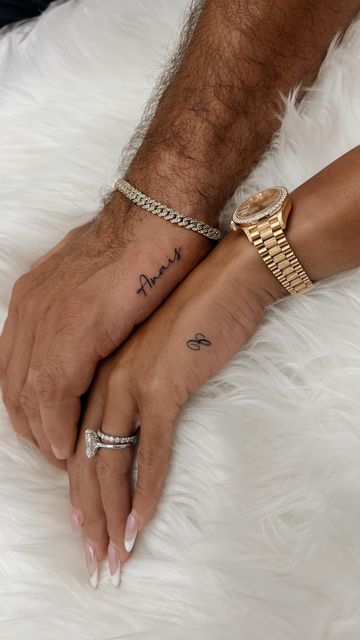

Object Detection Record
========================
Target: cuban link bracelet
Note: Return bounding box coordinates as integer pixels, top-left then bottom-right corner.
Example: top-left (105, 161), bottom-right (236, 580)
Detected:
top-left (115, 178), bottom-right (222, 241)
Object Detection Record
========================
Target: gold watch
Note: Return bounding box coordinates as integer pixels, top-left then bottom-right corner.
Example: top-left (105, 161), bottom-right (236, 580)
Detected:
top-left (230, 186), bottom-right (312, 295)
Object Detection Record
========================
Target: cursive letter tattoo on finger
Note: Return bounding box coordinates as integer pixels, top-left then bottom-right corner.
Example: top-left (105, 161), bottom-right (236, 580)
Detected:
top-left (186, 333), bottom-right (212, 351)
top-left (136, 247), bottom-right (182, 297)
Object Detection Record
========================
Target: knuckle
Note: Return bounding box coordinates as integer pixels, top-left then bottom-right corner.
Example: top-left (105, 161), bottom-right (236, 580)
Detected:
top-left (36, 364), bottom-right (63, 404)
top-left (27, 365), bottom-right (40, 388)
top-left (134, 482), bottom-right (149, 499)
top-left (1, 381), bottom-right (21, 413)
top-left (49, 300), bottom-right (90, 348)
top-left (59, 298), bottom-right (92, 335)
top-left (83, 512), bottom-right (106, 540)
top-left (137, 445), bottom-right (158, 471)
top-left (134, 480), bottom-right (163, 517)
top-left (17, 295), bottom-right (36, 320)
top-left (19, 387), bottom-right (39, 418)
top-left (62, 299), bottom-right (87, 322)
top-left (95, 455), bottom-right (112, 478)
top-left (139, 380), bottom-right (185, 417)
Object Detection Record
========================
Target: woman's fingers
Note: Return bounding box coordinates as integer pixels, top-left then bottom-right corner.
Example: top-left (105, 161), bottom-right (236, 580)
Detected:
top-left (125, 399), bottom-right (177, 552)
top-left (68, 353), bottom-right (180, 588)
top-left (68, 449), bottom-right (106, 590)
top-left (95, 376), bottom-right (138, 585)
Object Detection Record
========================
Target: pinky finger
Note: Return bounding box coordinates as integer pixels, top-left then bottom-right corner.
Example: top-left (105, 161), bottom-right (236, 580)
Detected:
top-left (125, 404), bottom-right (177, 553)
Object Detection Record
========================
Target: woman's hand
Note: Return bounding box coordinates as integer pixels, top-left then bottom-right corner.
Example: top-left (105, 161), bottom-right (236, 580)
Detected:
top-left (68, 145), bottom-right (360, 587)
top-left (67, 230), bottom-right (283, 587)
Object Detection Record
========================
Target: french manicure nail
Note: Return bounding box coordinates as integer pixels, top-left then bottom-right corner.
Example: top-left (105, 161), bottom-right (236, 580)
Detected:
top-left (108, 541), bottom-right (121, 587)
top-left (70, 508), bottom-right (83, 529)
top-left (51, 445), bottom-right (67, 460)
top-left (85, 539), bottom-right (99, 589)
top-left (124, 512), bottom-right (138, 552)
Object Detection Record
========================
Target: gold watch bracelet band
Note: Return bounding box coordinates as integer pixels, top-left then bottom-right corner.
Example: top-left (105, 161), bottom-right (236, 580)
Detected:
top-left (248, 213), bottom-right (312, 295)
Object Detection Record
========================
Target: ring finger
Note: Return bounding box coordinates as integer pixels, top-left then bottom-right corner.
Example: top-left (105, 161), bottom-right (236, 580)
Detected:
top-left (94, 375), bottom-right (139, 584)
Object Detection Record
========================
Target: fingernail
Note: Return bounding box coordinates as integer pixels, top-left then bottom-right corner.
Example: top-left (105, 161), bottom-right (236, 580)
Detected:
top-left (108, 541), bottom-right (121, 587)
top-left (85, 539), bottom-right (99, 589)
top-left (70, 508), bottom-right (83, 529)
top-left (51, 445), bottom-right (67, 460)
top-left (124, 512), bottom-right (138, 552)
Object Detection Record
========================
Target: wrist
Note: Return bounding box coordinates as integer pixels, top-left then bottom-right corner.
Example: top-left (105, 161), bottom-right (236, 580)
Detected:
top-left (125, 143), bottom-right (226, 228)
top-left (223, 230), bottom-right (286, 306)
top-left (99, 187), bottom-right (211, 252)
top-left (97, 190), bottom-right (214, 323)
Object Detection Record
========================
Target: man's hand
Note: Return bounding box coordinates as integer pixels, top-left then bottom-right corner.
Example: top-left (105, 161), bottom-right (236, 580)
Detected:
top-left (0, 195), bottom-right (211, 461)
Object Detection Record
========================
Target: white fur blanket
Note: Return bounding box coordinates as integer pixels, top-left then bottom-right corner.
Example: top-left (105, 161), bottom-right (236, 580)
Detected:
top-left (1, 2), bottom-right (360, 639)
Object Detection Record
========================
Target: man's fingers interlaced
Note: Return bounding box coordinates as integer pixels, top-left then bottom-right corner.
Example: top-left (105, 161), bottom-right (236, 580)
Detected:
top-left (68, 355), bottom-right (179, 590)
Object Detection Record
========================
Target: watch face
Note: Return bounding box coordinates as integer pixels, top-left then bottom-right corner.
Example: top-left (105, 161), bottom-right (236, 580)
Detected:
top-left (232, 186), bottom-right (288, 226)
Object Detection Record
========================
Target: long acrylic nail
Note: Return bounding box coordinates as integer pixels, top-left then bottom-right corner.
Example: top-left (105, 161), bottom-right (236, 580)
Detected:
top-left (85, 539), bottom-right (99, 589)
top-left (70, 508), bottom-right (83, 529)
top-left (108, 541), bottom-right (121, 587)
top-left (124, 512), bottom-right (138, 552)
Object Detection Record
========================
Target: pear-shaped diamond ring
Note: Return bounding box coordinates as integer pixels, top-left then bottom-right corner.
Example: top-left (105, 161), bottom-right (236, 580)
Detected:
top-left (85, 428), bottom-right (138, 459)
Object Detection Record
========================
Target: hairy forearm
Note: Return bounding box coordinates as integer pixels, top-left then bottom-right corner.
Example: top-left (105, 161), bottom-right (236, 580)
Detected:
top-left (119, 0), bottom-right (360, 227)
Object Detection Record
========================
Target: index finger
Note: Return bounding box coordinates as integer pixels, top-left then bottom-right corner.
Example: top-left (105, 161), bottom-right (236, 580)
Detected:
top-left (35, 316), bottom-right (103, 458)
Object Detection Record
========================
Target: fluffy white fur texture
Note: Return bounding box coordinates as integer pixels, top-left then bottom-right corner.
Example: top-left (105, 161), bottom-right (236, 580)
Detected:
top-left (1, 2), bottom-right (360, 639)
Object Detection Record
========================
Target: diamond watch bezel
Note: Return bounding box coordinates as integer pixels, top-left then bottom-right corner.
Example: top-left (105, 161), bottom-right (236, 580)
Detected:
top-left (232, 186), bottom-right (288, 226)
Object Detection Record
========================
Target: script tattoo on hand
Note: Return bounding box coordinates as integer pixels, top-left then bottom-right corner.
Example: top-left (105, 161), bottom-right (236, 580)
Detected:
top-left (136, 247), bottom-right (182, 297)
top-left (186, 333), bottom-right (212, 351)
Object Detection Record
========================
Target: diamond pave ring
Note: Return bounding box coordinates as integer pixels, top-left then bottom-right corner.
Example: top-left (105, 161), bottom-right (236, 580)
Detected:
top-left (85, 428), bottom-right (138, 459)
